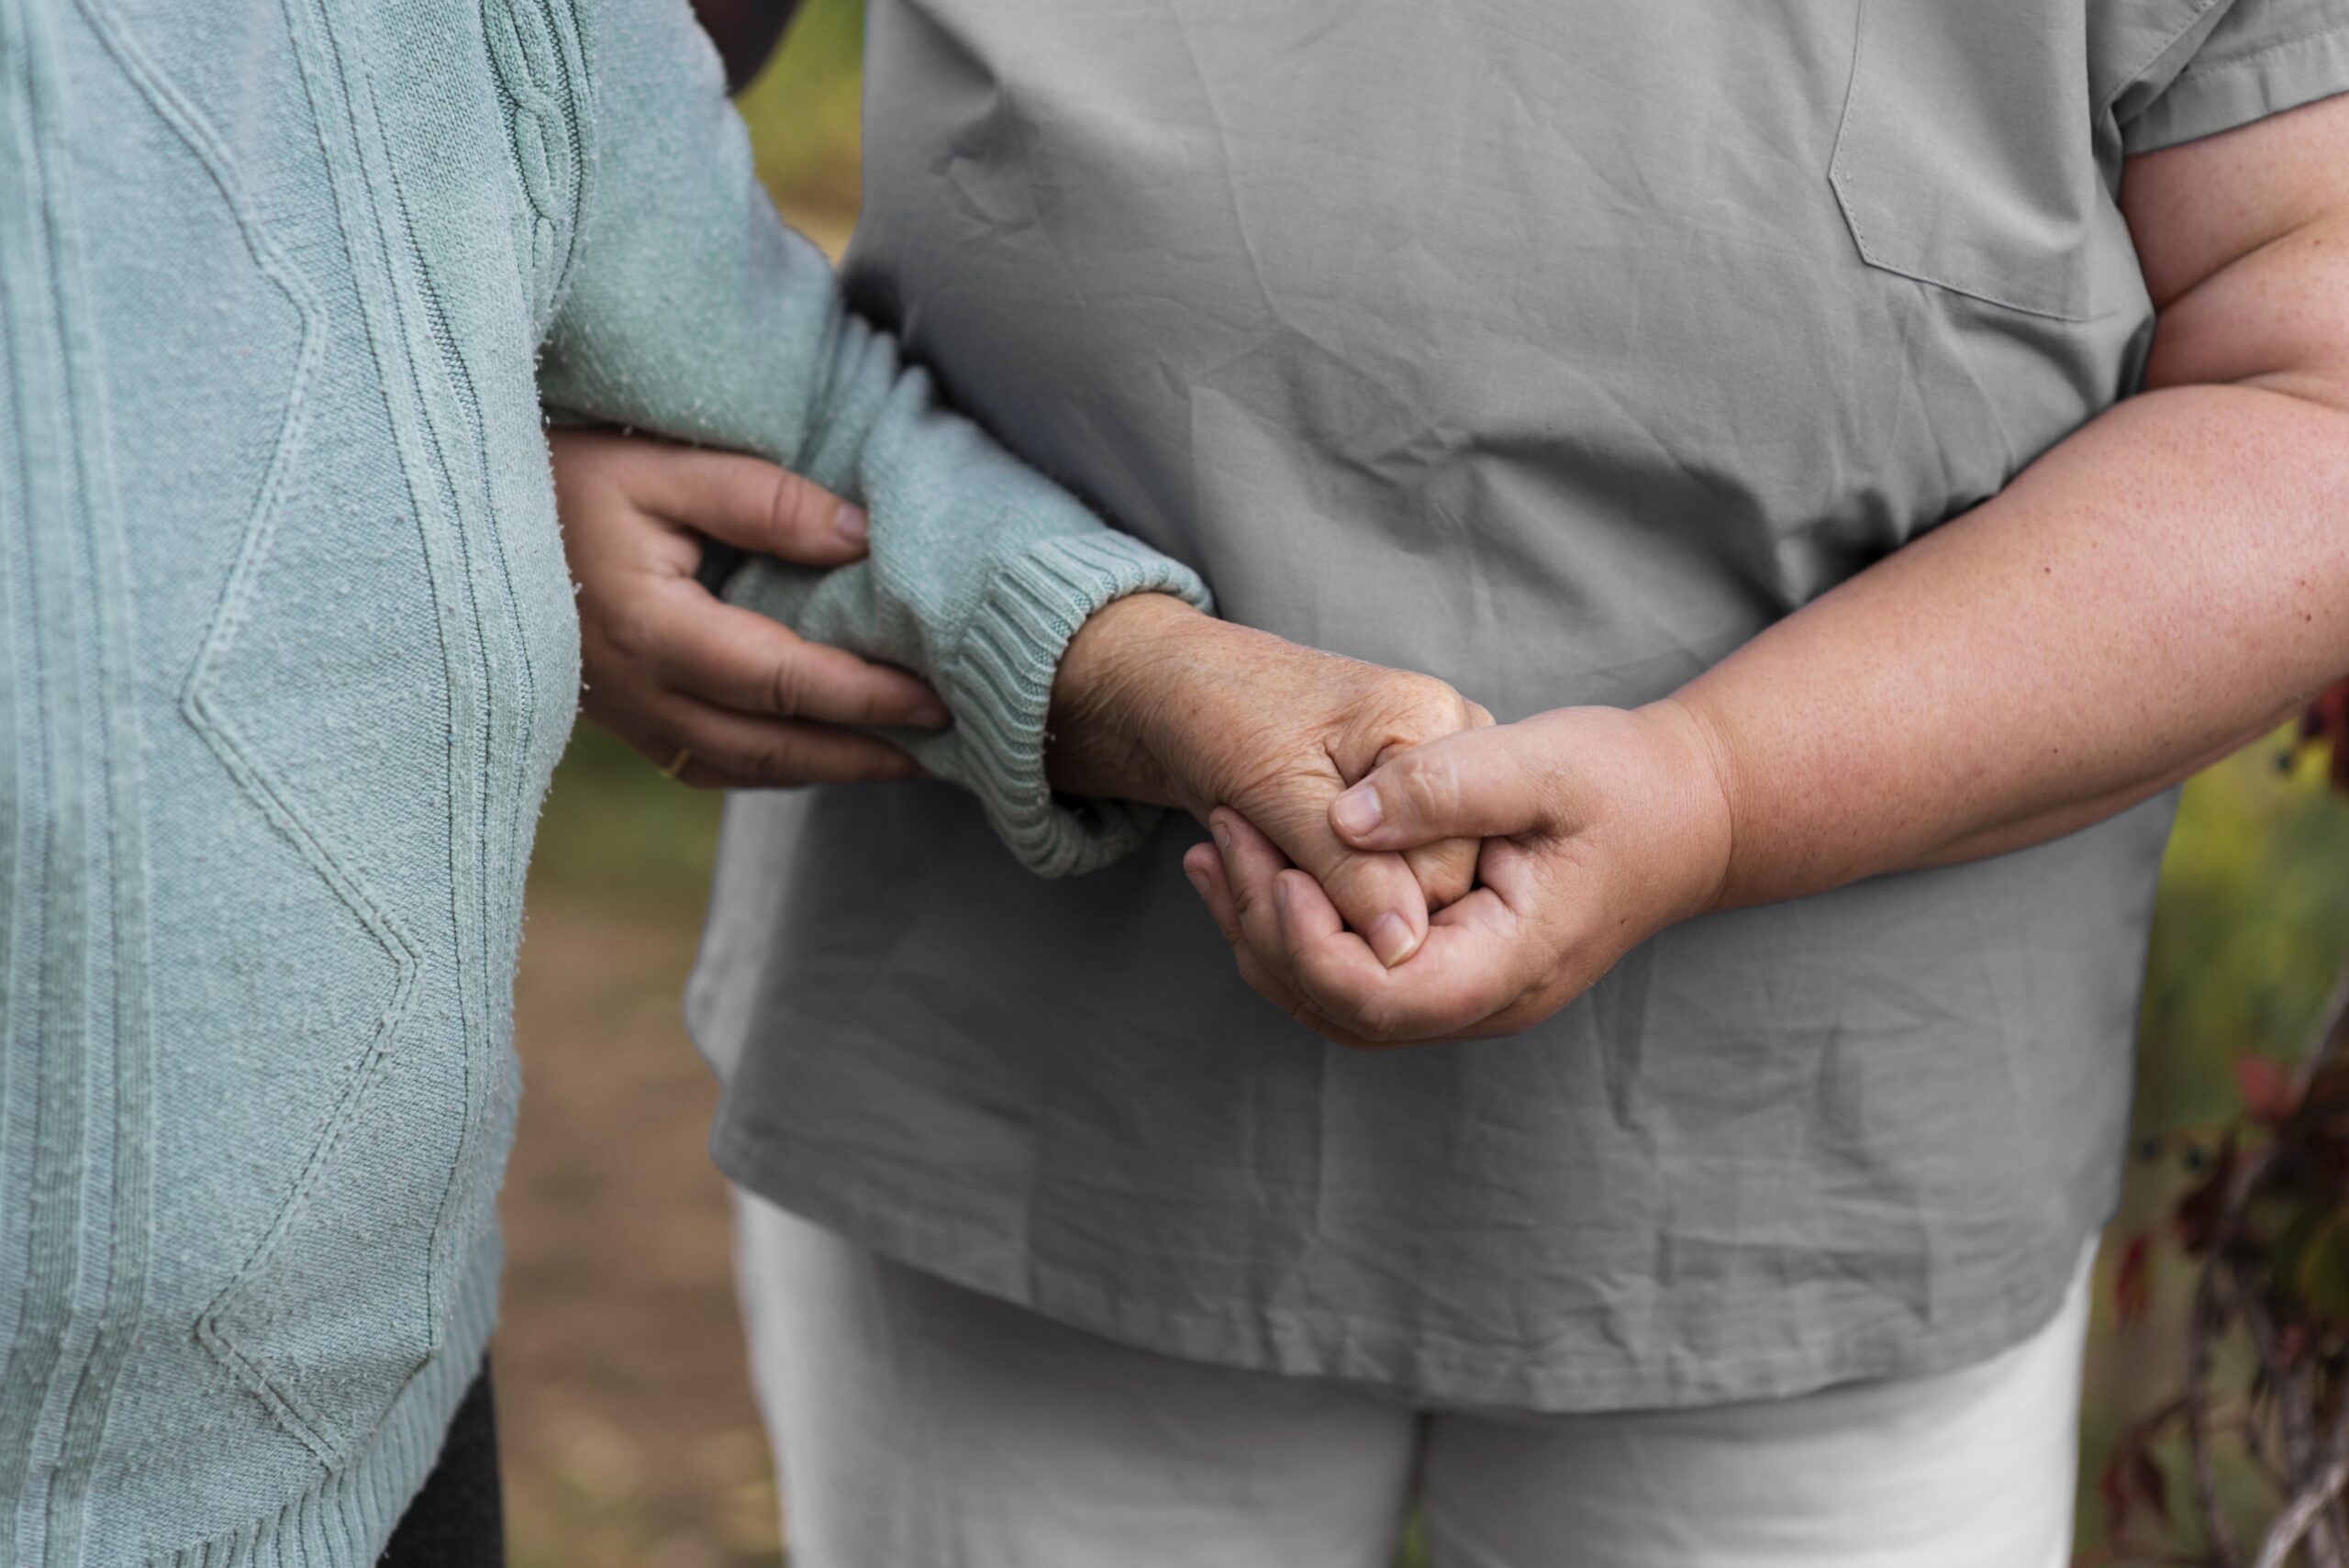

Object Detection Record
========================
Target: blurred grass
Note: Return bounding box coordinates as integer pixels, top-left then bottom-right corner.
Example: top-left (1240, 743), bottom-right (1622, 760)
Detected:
top-left (527, 726), bottom-right (722, 907)
top-left (506, 1), bottom-right (2349, 1556)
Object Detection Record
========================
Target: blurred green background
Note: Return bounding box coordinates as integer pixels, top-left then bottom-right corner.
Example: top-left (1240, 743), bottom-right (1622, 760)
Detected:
top-left (495, 4), bottom-right (2349, 1562)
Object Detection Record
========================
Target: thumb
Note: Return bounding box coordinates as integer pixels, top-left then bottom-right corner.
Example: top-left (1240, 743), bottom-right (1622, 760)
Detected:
top-left (1329, 724), bottom-right (1557, 851)
top-left (640, 446), bottom-right (871, 567)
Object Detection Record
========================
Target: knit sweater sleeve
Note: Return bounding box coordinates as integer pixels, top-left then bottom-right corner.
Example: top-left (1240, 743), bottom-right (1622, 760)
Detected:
top-left (535, 0), bottom-right (1210, 878)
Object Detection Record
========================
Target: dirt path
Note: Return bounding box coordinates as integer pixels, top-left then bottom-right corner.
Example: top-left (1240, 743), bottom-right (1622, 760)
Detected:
top-left (497, 884), bottom-right (782, 1568)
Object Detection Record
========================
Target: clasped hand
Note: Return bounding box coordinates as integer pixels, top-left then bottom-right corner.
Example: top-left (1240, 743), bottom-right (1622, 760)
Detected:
top-left (553, 429), bottom-right (1741, 1050)
top-left (1187, 702), bottom-right (1740, 1048)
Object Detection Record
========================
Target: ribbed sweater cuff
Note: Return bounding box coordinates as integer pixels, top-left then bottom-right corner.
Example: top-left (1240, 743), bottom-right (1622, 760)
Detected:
top-left (943, 531), bottom-right (1212, 879)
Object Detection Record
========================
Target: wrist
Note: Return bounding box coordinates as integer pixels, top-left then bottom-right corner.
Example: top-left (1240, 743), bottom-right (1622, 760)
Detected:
top-left (1636, 695), bottom-right (1742, 922)
top-left (1045, 593), bottom-right (1212, 806)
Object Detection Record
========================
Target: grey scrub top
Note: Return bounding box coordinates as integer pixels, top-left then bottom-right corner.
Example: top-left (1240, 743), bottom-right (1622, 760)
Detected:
top-left (689, 0), bottom-right (2349, 1409)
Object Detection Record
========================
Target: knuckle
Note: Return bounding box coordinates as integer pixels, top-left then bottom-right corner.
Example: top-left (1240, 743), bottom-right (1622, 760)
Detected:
top-left (1353, 998), bottom-right (1403, 1044)
top-left (744, 748), bottom-right (810, 790)
top-left (773, 470), bottom-right (830, 549)
top-left (1414, 844), bottom-right (1477, 907)
top-left (765, 470), bottom-right (801, 546)
top-left (849, 678), bottom-right (895, 728)
top-left (600, 603), bottom-right (655, 662)
top-left (1391, 673), bottom-right (1467, 729)
top-left (1334, 1013), bottom-right (1401, 1051)
top-left (1235, 950), bottom-right (1288, 1004)
top-left (1317, 848), bottom-right (1374, 898)
top-left (764, 655), bottom-right (811, 717)
top-left (728, 730), bottom-right (807, 788)
top-left (1331, 853), bottom-right (1410, 919)
top-left (1198, 895), bottom-right (1241, 945)
top-left (1395, 751), bottom-right (1457, 823)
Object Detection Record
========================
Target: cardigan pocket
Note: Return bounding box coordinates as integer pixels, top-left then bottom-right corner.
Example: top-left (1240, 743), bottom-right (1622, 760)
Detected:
top-left (1828, 0), bottom-right (2137, 322)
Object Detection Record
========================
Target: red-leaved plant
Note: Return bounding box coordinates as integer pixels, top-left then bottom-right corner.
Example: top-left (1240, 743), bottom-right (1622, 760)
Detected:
top-left (2088, 683), bottom-right (2349, 1568)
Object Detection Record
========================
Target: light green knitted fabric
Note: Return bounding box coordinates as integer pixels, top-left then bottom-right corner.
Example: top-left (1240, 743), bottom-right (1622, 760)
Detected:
top-left (539, 0), bottom-right (1211, 875)
top-left (0, 0), bottom-right (1199, 1558)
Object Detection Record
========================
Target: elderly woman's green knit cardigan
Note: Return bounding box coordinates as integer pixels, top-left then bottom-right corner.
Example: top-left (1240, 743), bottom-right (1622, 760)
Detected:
top-left (0, 0), bottom-right (1201, 1558)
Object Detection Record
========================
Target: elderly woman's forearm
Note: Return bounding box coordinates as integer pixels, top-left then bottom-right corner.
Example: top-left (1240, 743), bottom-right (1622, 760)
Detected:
top-left (1677, 376), bottom-right (2349, 911)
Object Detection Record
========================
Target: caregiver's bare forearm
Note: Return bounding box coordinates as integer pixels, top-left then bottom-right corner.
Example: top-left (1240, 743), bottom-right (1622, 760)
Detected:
top-left (1678, 377), bottom-right (2349, 911)
top-left (1678, 94), bottom-right (2349, 910)
top-left (1922, 728), bottom-right (2267, 870)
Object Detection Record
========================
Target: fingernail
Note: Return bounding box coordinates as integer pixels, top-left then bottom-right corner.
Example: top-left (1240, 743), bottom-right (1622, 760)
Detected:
top-left (908, 701), bottom-right (951, 728)
top-left (1212, 818), bottom-right (1233, 854)
top-left (1331, 785), bottom-right (1383, 839)
top-left (1368, 912), bottom-right (1419, 968)
top-left (1185, 866), bottom-right (1211, 902)
top-left (834, 504), bottom-right (869, 544)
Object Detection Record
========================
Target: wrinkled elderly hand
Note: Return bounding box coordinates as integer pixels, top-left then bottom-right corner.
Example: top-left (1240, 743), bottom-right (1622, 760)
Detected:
top-left (1049, 595), bottom-right (1488, 972)
top-left (552, 428), bottom-right (951, 787)
top-left (1186, 702), bottom-right (1735, 1048)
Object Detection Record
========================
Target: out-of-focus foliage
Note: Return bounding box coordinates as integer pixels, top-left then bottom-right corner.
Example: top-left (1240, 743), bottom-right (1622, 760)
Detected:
top-left (529, 727), bottom-right (719, 906)
top-left (2136, 741), bottom-right (2349, 1143)
top-left (736, 0), bottom-right (865, 241)
top-left (2082, 728), bottom-right (2349, 1565)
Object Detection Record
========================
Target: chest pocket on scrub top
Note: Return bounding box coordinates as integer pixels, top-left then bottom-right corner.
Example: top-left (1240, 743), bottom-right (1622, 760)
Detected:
top-left (1828, 0), bottom-right (2140, 322)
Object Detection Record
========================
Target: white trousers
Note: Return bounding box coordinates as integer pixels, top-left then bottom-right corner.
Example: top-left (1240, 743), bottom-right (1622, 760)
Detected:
top-left (733, 1193), bottom-right (2088, 1568)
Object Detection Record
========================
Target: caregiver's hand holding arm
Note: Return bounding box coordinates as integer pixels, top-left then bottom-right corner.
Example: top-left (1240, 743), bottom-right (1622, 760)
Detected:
top-left (556, 444), bottom-right (1486, 963)
top-left (539, 0), bottom-right (1479, 934)
top-left (1197, 91), bottom-right (2349, 1046)
top-left (555, 428), bottom-right (950, 788)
